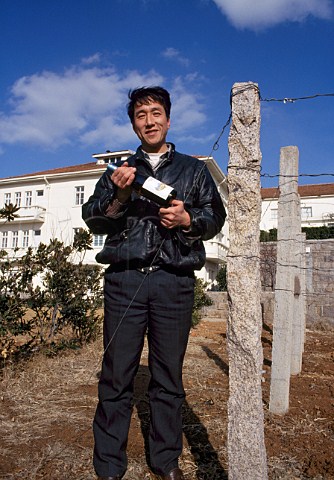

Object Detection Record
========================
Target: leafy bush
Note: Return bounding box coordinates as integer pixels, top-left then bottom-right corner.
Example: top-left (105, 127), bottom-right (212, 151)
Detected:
top-left (0, 231), bottom-right (103, 364)
top-left (216, 264), bottom-right (227, 291)
top-left (192, 278), bottom-right (213, 327)
top-left (0, 203), bottom-right (20, 222)
top-left (260, 226), bottom-right (334, 242)
top-left (260, 229), bottom-right (277, 242)
top-left (301, 226), bottom-right (334, 239)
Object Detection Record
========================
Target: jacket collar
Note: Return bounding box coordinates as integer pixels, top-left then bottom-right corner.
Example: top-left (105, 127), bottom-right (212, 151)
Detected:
top-left (128, 143), bottom-right (175, 169)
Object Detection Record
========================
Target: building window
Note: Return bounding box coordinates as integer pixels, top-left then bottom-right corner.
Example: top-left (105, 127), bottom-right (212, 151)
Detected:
top-left (270, 209), bottom-right (278, 220)
top-left (75, 186), bottom-right (85, 205)
top-left (22, 230), bottom-right (30, 248)
top-left (93, 234), bottom-right (105, 247)
top-left (106, 156), bottom-right (121, 164)
top-left (25, 191), bottom-right (32, 207)
top-left (36, 190), bottom-right (44, 196)
top-left (301, 207), bottom-right (312, 220)
top-left (4, 193), bottom-right (11, 205)
top-left (34, 230), bottom-right (41, 236)
top-left (1, 232), bottom-right (8, 248)
top-left (15, 192), bottom-right (21, 207)
top-left (12, 231), bottom-right (19, 248)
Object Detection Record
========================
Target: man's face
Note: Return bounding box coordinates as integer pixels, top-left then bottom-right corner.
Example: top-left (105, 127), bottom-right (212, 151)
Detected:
top-left (132, 99), bottom-right (170, 153)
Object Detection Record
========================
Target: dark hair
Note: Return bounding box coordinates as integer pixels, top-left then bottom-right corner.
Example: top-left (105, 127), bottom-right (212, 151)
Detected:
top-left (127, 86), bottom-right (171, 123)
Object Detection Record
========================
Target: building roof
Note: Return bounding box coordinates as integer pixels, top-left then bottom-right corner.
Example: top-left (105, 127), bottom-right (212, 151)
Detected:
top-left (261, 183), bottom-right (334, 199)
top-left (1, 162), bottom-right (104, 181)
top-left (0, 154), bottom-right (223, 182)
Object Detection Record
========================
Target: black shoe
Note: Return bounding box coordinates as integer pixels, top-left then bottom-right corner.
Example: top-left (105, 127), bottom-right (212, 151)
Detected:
top-left (156, 467), bottom-right (185, 480)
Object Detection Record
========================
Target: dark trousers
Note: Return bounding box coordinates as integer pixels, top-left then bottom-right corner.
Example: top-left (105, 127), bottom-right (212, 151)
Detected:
top-left (93, 268), bottom-right (195, 477)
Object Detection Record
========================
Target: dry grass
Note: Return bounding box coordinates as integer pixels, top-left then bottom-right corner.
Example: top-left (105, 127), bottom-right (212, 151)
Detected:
top-left (0, 321), bottom-right (333, 479)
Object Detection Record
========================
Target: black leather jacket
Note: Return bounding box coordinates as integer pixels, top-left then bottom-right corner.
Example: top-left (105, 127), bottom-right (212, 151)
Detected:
top-left (82, 144), bottom-right (226, 273)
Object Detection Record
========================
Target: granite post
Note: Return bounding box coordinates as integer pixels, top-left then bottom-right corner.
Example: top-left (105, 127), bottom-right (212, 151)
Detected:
top-left (227, 82), bottom-right (268, 479)
top-left (291, 232), bottom-right (306, 374)
top-left (269, 146), bottom-right (300, 413)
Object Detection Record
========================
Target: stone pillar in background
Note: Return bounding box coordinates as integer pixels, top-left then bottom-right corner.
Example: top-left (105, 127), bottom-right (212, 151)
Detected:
top-left (227, 82), bottom-right (268, 480)
top-left (269, 146), bottom-right (300, 413)
top-left (291, 232), bottom-right (306, 374)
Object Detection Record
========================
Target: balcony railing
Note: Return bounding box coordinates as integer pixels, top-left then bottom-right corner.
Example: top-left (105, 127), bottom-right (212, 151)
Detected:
top-left (204, 240), bottom-right (227, 263)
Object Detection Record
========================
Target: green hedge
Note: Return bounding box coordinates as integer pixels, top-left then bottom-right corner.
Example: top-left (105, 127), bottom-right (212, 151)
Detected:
top-left (301, 226), bottom-right (334, 239)
top-left (260, 229), bottom-right (277, 242)
top-left (260, 226), bottom-right (334, 241)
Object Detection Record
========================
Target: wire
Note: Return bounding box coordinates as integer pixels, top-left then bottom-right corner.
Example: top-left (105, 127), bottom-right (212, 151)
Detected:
top-left (210, 113), bottom-right (232, 154)
top-left (261, 173), bottom-right (334, 179)
top-left (209, 86), bottom-right (334, 157)
top-left (260, 92), bottom-right (334, 103)
top-left (228, 252), bottom-right (334, 274)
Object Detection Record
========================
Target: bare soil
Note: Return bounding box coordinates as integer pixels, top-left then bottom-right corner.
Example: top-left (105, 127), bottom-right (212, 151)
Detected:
top-left (0, 320), bottom-right (333, 479)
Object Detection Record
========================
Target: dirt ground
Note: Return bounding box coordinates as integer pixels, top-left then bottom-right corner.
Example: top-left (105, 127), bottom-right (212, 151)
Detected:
top-left (0, 319), bottom-right (333, 480)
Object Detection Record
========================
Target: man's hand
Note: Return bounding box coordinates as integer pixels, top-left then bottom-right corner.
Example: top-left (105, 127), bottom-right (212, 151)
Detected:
top-left (110, 162), bottom-right (136, 203)
top-left (159, 199), bottom-right (191, 229)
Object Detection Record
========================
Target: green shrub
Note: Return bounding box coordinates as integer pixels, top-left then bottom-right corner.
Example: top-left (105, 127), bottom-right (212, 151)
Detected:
top-left (260, 229), bottom-right (277, 242)
top-left (301, 226), bottom-right (334, 239)
top-left (0, 231), bottom-right (103, 364)
top-left (216, 264), bottom-right (227, 291)
top-left (261, 225), bottom-right (334, 241)
top-left (192, 278), bottom-right (213, 327)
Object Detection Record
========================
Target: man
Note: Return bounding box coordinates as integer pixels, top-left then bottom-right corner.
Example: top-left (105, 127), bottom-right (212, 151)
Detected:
top-left (82, 86), bottom-right (226, 480)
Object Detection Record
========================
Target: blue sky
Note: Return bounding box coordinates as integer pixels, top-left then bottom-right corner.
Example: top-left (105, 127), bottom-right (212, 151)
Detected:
top-left (1, 0), bottom-right (333, 187)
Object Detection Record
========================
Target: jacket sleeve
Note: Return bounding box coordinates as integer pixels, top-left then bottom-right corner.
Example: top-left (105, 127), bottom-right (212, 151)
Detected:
top-left (179, 163), bottom-right (226, 243)
top-left (82, 172), bottom-right (128, 234)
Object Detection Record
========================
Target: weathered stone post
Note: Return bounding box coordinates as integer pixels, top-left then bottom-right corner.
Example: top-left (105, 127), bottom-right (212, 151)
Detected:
top-left (291, 232), bottom-right (306, 374)
top-left (227, 82), bottom-right (268, 479)
top-left (269, 146), bottom-right (300, 413)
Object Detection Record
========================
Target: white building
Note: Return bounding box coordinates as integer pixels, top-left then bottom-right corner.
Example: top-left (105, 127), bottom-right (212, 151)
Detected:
top-left (261, 183), bottom-right (334, 231)
top-left (0, 150), bottom-right (229, 288)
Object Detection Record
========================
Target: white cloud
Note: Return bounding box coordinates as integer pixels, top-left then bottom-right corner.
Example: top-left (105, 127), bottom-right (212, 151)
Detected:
top-left (81, 53), bottom-right (102, 65)
top-left (212, 0), bottom-right (333, 30)
top-left (170, 76), bottom-right (207, 133)
top-left (0, 65), bottom-right (163, 150)
top-left (162, 47), bottom-right (190, 67)
top-left (0, 62), bottom-right (209, 152)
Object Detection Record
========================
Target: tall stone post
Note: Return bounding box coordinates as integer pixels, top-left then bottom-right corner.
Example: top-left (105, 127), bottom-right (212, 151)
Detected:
top-left (291, 232), bottom-right (306, 374)
top-left (227, 82), bottom-right (268, 479)
top-left (269, 146), bottom-right (300, 413)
